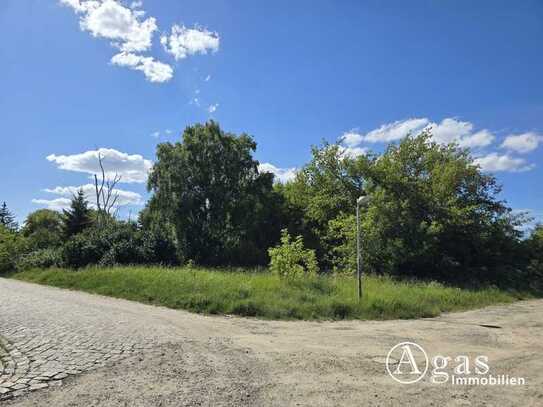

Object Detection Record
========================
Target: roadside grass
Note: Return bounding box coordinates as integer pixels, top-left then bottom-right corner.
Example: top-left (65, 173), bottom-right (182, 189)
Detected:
top-left (11, 266), bottom-right (533, 321)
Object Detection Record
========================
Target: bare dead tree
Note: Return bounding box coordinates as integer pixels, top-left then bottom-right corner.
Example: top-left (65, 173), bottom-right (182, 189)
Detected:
top-left (94, 152), bottom-right (122, 224)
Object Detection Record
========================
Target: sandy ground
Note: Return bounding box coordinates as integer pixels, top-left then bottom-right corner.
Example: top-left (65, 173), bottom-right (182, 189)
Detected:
top-left (1, 279), bottom-right (542, 406)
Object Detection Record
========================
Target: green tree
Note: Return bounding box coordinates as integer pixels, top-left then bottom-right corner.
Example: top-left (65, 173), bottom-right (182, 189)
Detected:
top-left (284, 131), bottom-right (526, 285)
top-left (0, 225), bottom-right (26, 274)
top-left (268, 229), bottom-right (318, 278)
top-left (524, 224), bottom-right (543, 290)
top-left (281, 143), bottom-right (366, 269)
top-left (22, 209), bottom-right (64, 250)
top-left (0, 202), bottom-right (18, 231)
top-left (147, 121), bottom-right (283, 265)
top-left (63, 189), bottom-right (92, 237)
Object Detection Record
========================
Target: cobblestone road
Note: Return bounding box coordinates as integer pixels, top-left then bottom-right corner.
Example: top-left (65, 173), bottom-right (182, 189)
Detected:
top-left (0, 278), bottom-right (181, 401)
top-left (2, 278), bottom-right (543, 406)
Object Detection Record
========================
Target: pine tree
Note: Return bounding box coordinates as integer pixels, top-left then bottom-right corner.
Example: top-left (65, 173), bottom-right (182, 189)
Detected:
top-left (63, 189), bottom-right (92, 237)
top-left (0, 202), bottom-right (18, 231)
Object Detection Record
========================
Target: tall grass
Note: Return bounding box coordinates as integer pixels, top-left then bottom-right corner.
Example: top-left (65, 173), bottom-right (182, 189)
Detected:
top-left (12, 266), bottom-right (531, 320)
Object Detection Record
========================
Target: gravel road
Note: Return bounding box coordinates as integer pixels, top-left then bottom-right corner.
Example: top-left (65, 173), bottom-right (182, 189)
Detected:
top-left (1, 278), bottom-right (542, 406)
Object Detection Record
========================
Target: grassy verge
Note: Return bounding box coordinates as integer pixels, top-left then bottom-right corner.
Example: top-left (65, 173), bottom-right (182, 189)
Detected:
top-left (11, 266), bottom-right (533, 320)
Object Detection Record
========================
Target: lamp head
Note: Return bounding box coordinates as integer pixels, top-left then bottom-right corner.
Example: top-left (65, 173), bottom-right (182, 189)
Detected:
top-left (357, 195), bottom-right (370, 205)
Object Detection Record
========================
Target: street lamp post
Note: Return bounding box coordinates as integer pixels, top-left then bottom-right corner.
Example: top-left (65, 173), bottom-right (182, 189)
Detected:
top-left (356, 196), bottom-right (370, 301)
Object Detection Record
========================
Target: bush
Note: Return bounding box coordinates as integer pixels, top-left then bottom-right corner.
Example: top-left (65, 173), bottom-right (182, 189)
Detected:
top-left (17, 248), bottom-right (63, 270)
top-left (268, 229), bottom-right (318, 278)
top-left (0, 225), bottom-right (27, 274)
top-left (62, 221), bottom-right (180, 269)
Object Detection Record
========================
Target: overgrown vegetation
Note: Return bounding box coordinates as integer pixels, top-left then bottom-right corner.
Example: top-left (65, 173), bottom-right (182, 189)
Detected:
top-left (12, 267), bottom-right (531, 320)
top-left (1, 121), bottom-right (542, 303)
top-left (268, 230), bottom-right (318, 278)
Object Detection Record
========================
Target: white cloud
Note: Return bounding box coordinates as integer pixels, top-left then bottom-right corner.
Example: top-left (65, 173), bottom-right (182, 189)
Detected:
top-left (47, 184), bottom-right (142, 205)
top-left (341, 131), bottom-right (364, 147)
top-left (364, 118), bottom-right (430, 143)
top-left (474, 153), bottom-right (535, 173)
top-left (259, 163), bottom-right (297, 183)
top-left (33, 184), bottom-right (143, 211)
top-left (205, 74), bottom-right (211, 81)
top-left (501, 132), bottom-right (543, 154)
top-left (151, 131), bottom-right (160, 138)
top-left (351, 117), bottom-right (494, 149)
top-left (339, 117), bottom-right (536, 173)
top-left (428, 118), bottom-right (494, 148)
top-left (338, 145), bottom-right (368, 159)
top-left (62, 0), bottom-right (157, 52)
top-left (46, 148), bottom-right (153, 183)
top-left (60, 0), bottom-right (174, 83)
top-left (457, 129), bottom-right (495, 149)
top-left (111, 52), bottom-right (173, 83)
top-left (60, 1), bottom-right (220, 83)
top-left (32, 198), bottom-right (72, 211)
top-left (161, 25), bottom-right (220, 60)
top-left (208, 103), bottom-right (218, 113)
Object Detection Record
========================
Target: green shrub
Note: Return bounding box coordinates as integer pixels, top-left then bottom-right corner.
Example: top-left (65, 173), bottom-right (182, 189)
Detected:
top-left (17, 248), bottom-right (63, 270)
top-left (62, 221), bottom-right (180, 268)
top-left (0, 225), bottom-right (27, 274)
top-left (268, 229), bottom-right (318, 278)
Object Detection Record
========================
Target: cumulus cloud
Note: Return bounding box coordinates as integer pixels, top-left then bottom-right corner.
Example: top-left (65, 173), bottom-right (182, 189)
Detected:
top-left (60, 1), bottom-right (221, 83)
top-left (356, 117), bottom-right (494, 148)
top-left (31, 198), bottom-right (72, 211)
top-left (338, 117), bottom-right (536, 172)
top-left (161, 25), bottom-right (220, 60)
top-left (501, 132), bottom-right (543, 154)
top-left (363, 118), bottom-right (430, 143)
top-left (341, 131), bottom-right (364, 147)
top-left (46, 148), bottom-right (153, 183)
top-left (61, 0), bottom-right (156, 52)
top-left (60, 0), bottom-right (173, 82)
top-left (259, 163), bottom-right (297, 183)
top-left (428, 118), bottom-right (494, 148)
top-left (111, 52), bottom-right (173, 83)
top-left (208, 103), bottom-right (218, 113)
top-left (34, 184), bottom-right (143, 211)
top-left (474, 153), bottom-right (535, 173)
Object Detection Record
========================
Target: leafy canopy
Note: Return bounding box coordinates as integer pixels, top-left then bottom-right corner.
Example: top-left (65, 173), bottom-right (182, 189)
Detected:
top-left (147, 121), bottom-right (283, 265)
top-left (63, 189), bottom-right (93, 238)
top-left (0, 202), bottom-right (18, 232)
top-left (284, 131), bottom-right (526, 285)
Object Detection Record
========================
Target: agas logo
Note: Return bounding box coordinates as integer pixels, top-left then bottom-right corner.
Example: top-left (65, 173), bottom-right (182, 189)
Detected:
top-left (385, 341), bottom-right (526, 386)
top-left (386, 342), bottom-right (429, 384)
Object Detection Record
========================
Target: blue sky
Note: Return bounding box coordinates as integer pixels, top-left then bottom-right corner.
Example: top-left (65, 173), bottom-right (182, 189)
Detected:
top-left (1, 0), bottom-right (542, 226)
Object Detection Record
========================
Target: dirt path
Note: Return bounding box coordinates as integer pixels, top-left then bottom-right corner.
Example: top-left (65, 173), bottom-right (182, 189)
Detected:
top-left (1, 278), bottom-right (542, 406)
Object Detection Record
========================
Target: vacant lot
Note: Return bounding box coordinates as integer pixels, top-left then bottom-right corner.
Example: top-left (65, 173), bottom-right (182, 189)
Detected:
top-left (12, 266), bottom-right (531, 320)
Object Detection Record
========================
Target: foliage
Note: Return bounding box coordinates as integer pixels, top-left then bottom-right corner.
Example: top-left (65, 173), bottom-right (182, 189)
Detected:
top-left (281, 143), bottom-right (365, 268)
top-left (268, 229), bottom-right (318, 278)
top-left (13, 266), bottom-right (532, 320)
top-left (147, 120), bottom-right (284, 266)
top-left (0, 225), bottom-right (26, 274)
top-left (22, 209), bottom-right (64, 250)
top-left (0, 202), bottom-right (18, 231)
top-left (3, 122), bottom-right (541, 293)
top-left (16, 248), bottom-right (63, 270)
top-left (62, 221), bottom-right (179, 268)
top-left (63, 189), bottom-right (93, 237)
top-left (285, 131), bottom-right (529, 287)
top-left (524, 225), bottom-right (543, 291)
